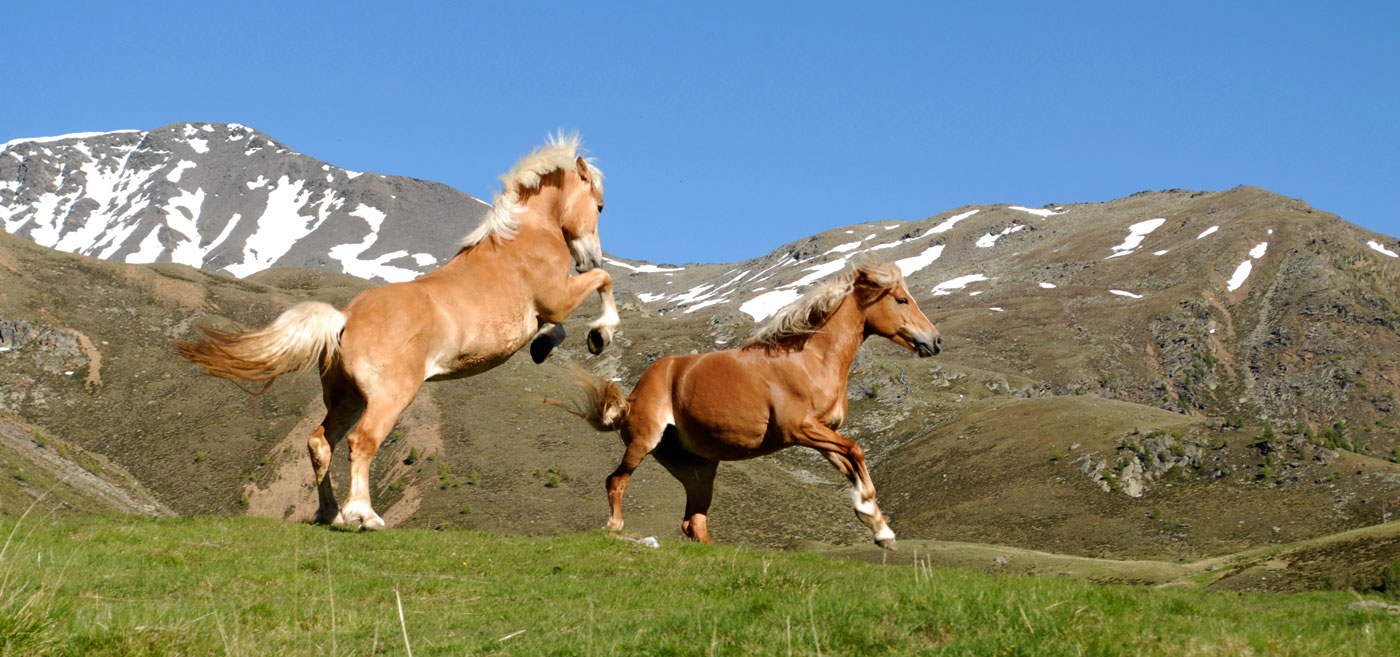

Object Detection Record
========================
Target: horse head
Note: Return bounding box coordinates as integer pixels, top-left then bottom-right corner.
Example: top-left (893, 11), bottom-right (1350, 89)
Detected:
top-left (561, 156), bottom-right (606, 273)
top-left (854, 263), bottom-right (942, 357)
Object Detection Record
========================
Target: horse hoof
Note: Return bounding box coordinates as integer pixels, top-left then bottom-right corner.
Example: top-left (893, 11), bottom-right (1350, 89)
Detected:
top-left (531, 325), bottom-right (567, 364)
top-left (875, 537), bottom-right (898, 551)
top-left (605, 518), bottom-right (624, 531)
top-left (361, 516), bottom-right (387, 532)
top-left (586, 329), bottom-right (606, 355)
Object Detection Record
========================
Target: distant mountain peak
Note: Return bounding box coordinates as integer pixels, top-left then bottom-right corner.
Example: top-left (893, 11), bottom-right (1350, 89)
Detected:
top-left (0, 122), bottom-right (488, 283)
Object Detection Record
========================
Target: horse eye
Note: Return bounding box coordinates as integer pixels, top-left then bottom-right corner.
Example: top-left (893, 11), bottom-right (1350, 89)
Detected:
top-left (896, 297), bottom-right (909, 305)
top-left (597, 204), bottom-right (604, 214)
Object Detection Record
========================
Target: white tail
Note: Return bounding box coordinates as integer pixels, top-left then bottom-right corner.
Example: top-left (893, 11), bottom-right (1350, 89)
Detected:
top-left (176, 301), bottom-right (346, 385)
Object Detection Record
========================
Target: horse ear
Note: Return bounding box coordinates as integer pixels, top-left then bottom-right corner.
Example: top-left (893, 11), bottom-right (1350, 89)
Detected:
top-left (575, 156), bottom-right (591, 182)
top-left (853, 268), bottom-right (878, 289)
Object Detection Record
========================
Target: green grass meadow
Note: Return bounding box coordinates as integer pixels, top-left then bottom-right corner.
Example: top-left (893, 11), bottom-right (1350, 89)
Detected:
top-left (2, 514), bottom-right (1396, 656)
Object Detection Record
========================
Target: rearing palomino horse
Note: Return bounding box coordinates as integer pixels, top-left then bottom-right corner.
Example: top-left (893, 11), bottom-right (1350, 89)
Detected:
top-left (550, 260), bottom-right (941, 550)
top-left (178, 134), bottom-right (618, 531)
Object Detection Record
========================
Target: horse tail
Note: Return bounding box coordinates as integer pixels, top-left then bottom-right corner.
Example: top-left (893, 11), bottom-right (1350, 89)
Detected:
top-left (542, 365), bottom-right (630, 432)
top-left (176, 301), bottom-right (346, 389)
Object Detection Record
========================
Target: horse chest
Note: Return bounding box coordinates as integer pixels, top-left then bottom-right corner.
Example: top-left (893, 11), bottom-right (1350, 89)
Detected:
top-left (818, 408), bottom-right (846, 430)
top-left (815, 396), bottom-right (848, 429)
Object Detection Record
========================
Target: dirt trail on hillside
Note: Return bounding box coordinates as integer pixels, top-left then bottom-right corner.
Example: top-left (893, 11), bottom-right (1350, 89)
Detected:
top-left (0, 414), bottom-right (172, 516)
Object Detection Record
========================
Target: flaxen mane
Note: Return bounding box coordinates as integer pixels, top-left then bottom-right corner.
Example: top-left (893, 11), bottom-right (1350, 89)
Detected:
top-left (745, 260), bottom-right (903, 348)
top-left (459, 132), bottom-right (605, 248)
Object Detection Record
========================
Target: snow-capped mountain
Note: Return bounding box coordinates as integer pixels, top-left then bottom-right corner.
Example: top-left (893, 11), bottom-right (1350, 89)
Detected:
top-left (0, 123), bottom-right (488, 283)
top-left (602, 188), bottom-right (1400, 325)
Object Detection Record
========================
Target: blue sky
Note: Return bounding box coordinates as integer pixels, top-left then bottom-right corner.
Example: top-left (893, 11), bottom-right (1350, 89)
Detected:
top-left (3, 2), bottom-right (1396, 264)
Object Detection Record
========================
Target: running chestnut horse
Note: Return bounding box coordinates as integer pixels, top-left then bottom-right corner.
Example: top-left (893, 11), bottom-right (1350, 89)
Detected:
top-left (550, 260), bottom-right (941, 550)
top-left (178, 134), bottom-right (618, 531)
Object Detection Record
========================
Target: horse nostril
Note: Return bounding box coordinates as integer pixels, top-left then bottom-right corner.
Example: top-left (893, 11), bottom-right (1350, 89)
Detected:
top-left (935, 335), bottom-right (943, 349)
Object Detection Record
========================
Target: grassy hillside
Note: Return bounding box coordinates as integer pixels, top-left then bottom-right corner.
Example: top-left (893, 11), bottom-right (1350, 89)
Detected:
top-left (2, 515), bottom-right (1397, 656)
top-left (0, 412), bottom-right (169, 517)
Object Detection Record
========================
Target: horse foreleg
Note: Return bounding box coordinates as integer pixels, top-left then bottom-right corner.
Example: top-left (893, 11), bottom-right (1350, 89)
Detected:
top-left (795, 420), bottom-right (897, 550)
top-left (529, 323), bottom-right (567, 364)
top-left (605, 419), bottom-right (666, 531)
top-left (337, 390), bottom-right (415, 531)
top-left (536, 269), bottom-right (618, 355)
top-left (586, 280), bottom-right (619, 355)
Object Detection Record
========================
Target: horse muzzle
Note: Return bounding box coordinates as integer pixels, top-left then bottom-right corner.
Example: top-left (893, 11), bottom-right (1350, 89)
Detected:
top-left (570, 236), bottom-right (604, 273)
top-left (914, 333), bottom-right (942, 358)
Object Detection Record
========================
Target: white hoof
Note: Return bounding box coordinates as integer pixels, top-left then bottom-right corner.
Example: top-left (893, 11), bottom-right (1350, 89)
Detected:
top-left (605, 518), bottom-right (624, 531)
top-left (338, 500), bottom-right (385, 531)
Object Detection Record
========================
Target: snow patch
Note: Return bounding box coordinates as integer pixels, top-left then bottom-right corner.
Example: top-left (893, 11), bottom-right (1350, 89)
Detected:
top-left (125, 225), bottom-right (166, 263)
top-left (894, 244), bottom-right (945, 276)
top-left (166, 160), bottom-right (197, 183)
top-left (989, 307), bottom-right (1004, 312)
top-left (1197, 226), bottom-right (1219, 239)
top-left (1367, 240), bottom-right (1399, 258)
top-left (163, 188), bottom-right (210, 267)
top-left (246, 175), bottom-right (269, 190)
top-left (929, 209), bottom-right (979, 234)
top-left (684, 298), bottom-right (728, 314)
top-left (326, 204), bottom-right (429, 282)
top-left (824, 240), bottom-right (863, 255)
top-left (740, 288), bottom-right (803, 321)
top-left (604, 258), bottom-right (684, 273)
top-left (1226, 261), bottom-right (1253, 292)
top-left (187, 138), bottom-right (209, 154)
top-left (976, 224), bottom-right (1025, 248)
top-left (224, 177), bottom-right (338, 278)
top-left (1109, 289), bottom-right (1143, 299)
top-left (787, 258), bottom-right (850, 288)
top-left (1153, 250), bottom-right (1169, 256)
top-left (1008, 205), bottom-right (1064, 218)
top-left (637, 292), bottom-right (666, 303)
top-left (1, 129), bottom-right (140, 152)
top-left (1106, 218), bottom-right (1166, 258)
top-left (1038, 282), bottom-right (1057, 289)
top-left (932, 274), bottom-right (988, 296)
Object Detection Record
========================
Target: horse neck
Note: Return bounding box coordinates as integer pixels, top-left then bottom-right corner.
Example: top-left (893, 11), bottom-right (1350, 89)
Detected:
top-left (437, 184), bottom-right (568, 274)
top-left (798, 294), bottom-right (867, 379)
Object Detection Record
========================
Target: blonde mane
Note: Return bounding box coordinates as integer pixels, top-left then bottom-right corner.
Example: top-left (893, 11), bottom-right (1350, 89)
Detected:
top-left (459, 132), bottom-right (605, 249)
top-left (745, 260), bottom-right (904, 348)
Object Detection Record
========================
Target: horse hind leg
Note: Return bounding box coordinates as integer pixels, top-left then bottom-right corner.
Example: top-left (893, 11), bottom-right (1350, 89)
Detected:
top-left (653, 440), bottom-right (718, 543)
top-left (310, 376), bottom-right (364, 525)
top-left (604, 416), bottom-right (667, 531)
top-left (336, 386), bottom-right (417, 531)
